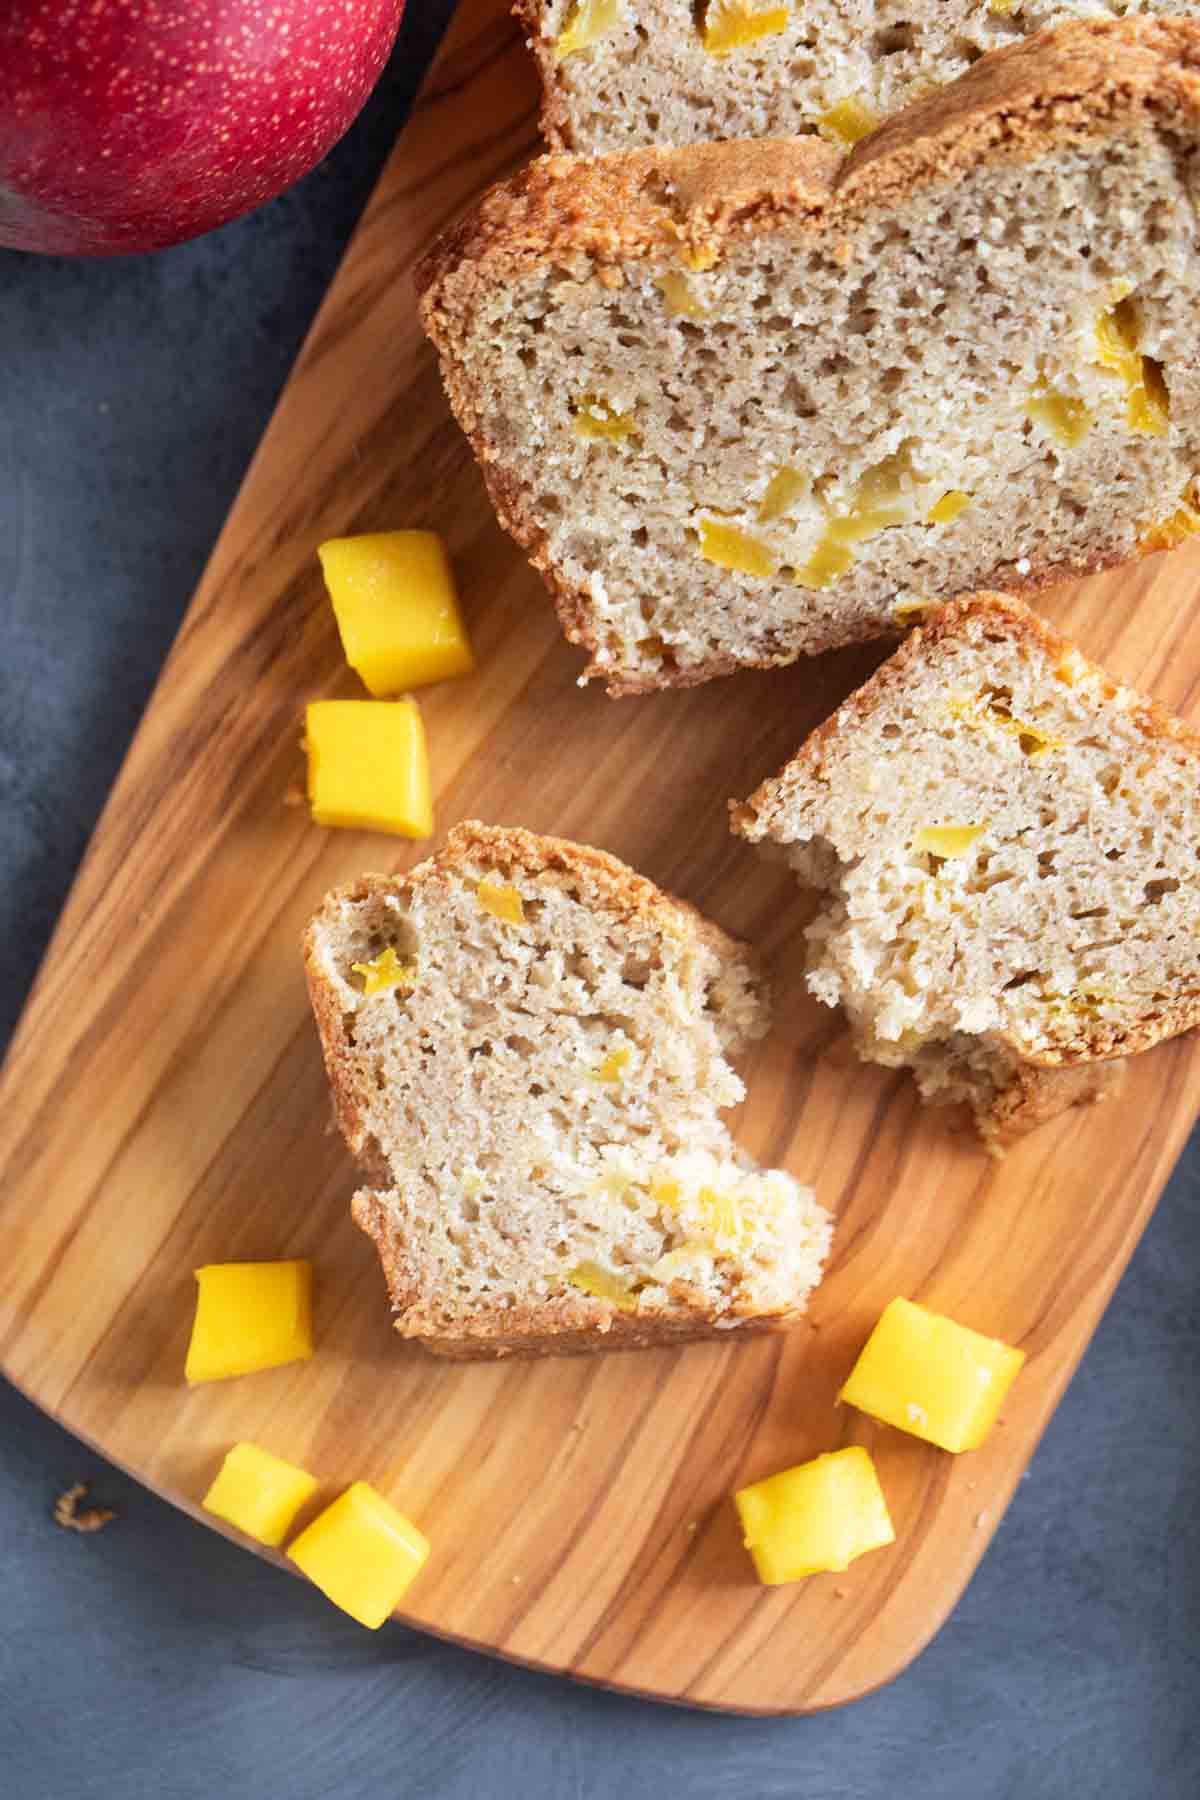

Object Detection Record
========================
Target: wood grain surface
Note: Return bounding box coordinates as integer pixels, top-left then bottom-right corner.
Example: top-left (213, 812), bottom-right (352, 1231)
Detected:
top-left (3, 0), bottom-right (1200, 1714)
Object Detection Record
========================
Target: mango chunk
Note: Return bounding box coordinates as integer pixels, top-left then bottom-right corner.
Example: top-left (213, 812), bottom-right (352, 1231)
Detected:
top-left (817, 97), bottom-right (879, 147)
top-left (594, 1045), bottom-right (632, 1083)
top-left (573, 394), bottom-right (639, 442)
top-left (701, 1), bottom-right (789, 57)
top-left (794, 538), bottom-right (855, 590)
top-left (1140, 503), bottom-right (1200, 553)
top-left (318, 531), bottom-right (473, 697)
top-left (699, 516), bottom-right (776, 579)
top-left (927, 490), bottom-right (972, 525)
top-left (657, 271), bottom-right (709, 319)
top-left (913, 823), bottom-right (986, 859)
top-left (202, 1443), bottom-right (318, 1547)
top-left (351, 945), bottom-right (417, 998)
top-left (568, 1261), bottom-right (637, 1311)
top-left (555, 0), bottom-right (620, 58)
top-left (305, 699), bottom-right (433, 839)
top-left (735, 1447), bottom-right (895, 1586)
top-left (758, 466), bottom-right (810, 522)
top-left (288, 1482), bottom-right (430, 1629)
top-left (1095, 298), bottom-right (1169, 437)
top-left (1025, 385), bottom-right (1093, 448)
top-left (476, 879), bottom-right (525, 925)
top-left (840, 1296), bottom-right (1026, 1452)
top-left (185, 1261), bottom-right (314, 1384)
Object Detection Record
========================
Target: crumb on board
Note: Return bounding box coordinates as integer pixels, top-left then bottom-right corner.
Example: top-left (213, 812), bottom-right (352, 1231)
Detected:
top-left (54, 1483), bottom-right (115, 1534)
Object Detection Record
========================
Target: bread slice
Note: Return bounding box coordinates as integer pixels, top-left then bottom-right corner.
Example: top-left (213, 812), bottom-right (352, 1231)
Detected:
top-left (519, 1), bottom-right (1200, 155)
top-left (732, 593), bottom-right (1200, 1149)
top-left (420, 18), bottom-right (1200, 694)
top-left (304, 822), bottom-right (831, 1358)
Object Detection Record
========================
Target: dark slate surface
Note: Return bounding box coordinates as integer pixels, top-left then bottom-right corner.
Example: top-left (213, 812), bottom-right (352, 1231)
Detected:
top-left (1, 6), bottom-right (1198, 1793)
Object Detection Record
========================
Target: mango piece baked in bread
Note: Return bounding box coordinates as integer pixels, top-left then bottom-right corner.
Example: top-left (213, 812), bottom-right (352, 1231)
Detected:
top-left (304, 823), bottom-right (831, 1357)
top-left (420, 18), bottom-right (1200, 693)
top-left (520, 0), bottom-right (1200, 154)
top-left (732, 594), bottom-right (1200, 1149)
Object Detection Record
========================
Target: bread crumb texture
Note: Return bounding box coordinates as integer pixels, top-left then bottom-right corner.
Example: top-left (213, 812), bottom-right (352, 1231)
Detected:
top-left (304, 823), bottom-right (831, 1357)
top-left (733, 593), bottom-right (1200, 1147)
top-left (422, 19), bottom-right (1200, 692)
top-left (521, 1), bottom-right (1200, 153)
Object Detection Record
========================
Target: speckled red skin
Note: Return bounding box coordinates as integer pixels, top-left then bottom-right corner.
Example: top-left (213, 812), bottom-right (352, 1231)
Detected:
top-left (0, 0), bottom-right (405, 255)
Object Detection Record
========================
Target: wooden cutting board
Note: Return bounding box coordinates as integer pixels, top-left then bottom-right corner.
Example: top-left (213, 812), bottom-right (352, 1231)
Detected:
top-left (3, 0), bottom-right (1200, 1716)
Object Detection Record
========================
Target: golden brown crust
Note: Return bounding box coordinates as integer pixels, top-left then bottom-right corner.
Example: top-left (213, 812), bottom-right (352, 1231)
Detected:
top-left (976, 1058), bottom-right (1129, 1155)
top-left (511, 0), bottom-right (579, 153)
top-left (354, 1187), bottom-right (805, 1359)
top-left (418, 17), bottom-right (1200, 694)
top-left (841, 15), bottom-right (1200, 213)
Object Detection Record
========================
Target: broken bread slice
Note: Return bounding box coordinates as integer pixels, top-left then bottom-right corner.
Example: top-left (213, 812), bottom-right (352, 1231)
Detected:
top-left (304, 822), bottom-right (831, 1357)
top-left (732, 593), bottom-right (1200, 1149)
top-left (521, 0), bottom-right (1200, 155)
top-left (419, 17), bottom-right (1200, 693)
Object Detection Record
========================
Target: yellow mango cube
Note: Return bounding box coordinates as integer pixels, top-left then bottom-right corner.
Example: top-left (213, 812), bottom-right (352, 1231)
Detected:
top-left (913, 823), bottom-right (987, 859)
top-left (817, 97), bottom-right (879, 147)
top-left (185, 1261), bottom-right (314, 1384)
top-left (305, 699), bottom-right (433, 838)
top-left (840, 1297), bottom-right (1026, 1452)
top-left (735, 1447), bottom-right (895, 1586)
top-left (287, 1482), bottom-right (430, 1629)
top-left (202, 1443), bottom-right (318, 1547)
top-left (318, 531), bottom-right (474, 697)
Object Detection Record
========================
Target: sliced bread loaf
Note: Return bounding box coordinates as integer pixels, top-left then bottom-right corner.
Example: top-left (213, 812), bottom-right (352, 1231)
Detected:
top-left (420, 18), bottom-right (1200, 694)
top-left (520, 1), bottom-right (1200, 154)
top-left (732, 593), bottom-right (1200, 1148)
top-left (304, 822), bottom-right (831, 1357)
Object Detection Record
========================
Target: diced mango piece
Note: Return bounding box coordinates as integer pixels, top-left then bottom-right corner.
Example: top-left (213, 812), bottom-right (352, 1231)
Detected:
top-left (927, 490), bottom-right (972, 526)
top-left (1094, 297), bottom-right (1169, 437)
top-left (657, 271), bottom-right (709, 319)
top-left (555, 0), bottom-right (620, 58)
top-left (185, 1261), bottom-right (314, 1384)
top-left (318, 531), bottom-right (473, 697)
top-left (1025, 386), bottom-right (1093, 448)
top-left (595, 1045), bottom-right (632, 1083)
top-left (288, 1482), bottom-right (430, 1629)
top-left (817, 97), bottom-right (879, 148)
top-left (699, 516), bottom-right (776, 579)
top-left (476, 879), bottom-right (525, 925)
top-left (735, 1447), bottom-right (895, 1585)
top-left (568, 1261), bottom-right (637, 1311)
top-left (758, 466), bottom-right (811, 522)
top-left (305, 699), bottom-right (432, 838)
top-left (351, 945), bottom-right (417, 998)
top-left (840, 1296), bottom-right (1026, 1452)
top-left (1140, 504), bottom-right (1200, 553)
top-left (794, 537), bottom-right (855, 590)
top-left (680, 241), bottom-right (721, 272)
top-left (573, 394), bottom-right (639, 442)
top-left (989, 0), bottom-right (1017, 14)
top-left (202, 1443), bottom-right (318, 1547)
top-left (912, 823), bottom-right (986, 859)
top-left (701, 1), bottom-right (789, 56)
top-left (650, 1175), bottom-right (682, 1210)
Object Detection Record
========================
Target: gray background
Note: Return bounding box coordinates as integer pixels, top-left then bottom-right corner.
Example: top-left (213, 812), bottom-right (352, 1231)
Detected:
top-left (1, 5), bottom-right (1198, 1794)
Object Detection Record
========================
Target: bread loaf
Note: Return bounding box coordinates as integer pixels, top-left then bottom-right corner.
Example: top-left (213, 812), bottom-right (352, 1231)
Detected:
top-left (519, 0), bottom-right (1200, 154)
top-left (420, 18), bottom-right (1200, 693)
top-left (304, 823), bottom-right (831, 1357)
top-left (732, 593), bottom-right (1200, 1148)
